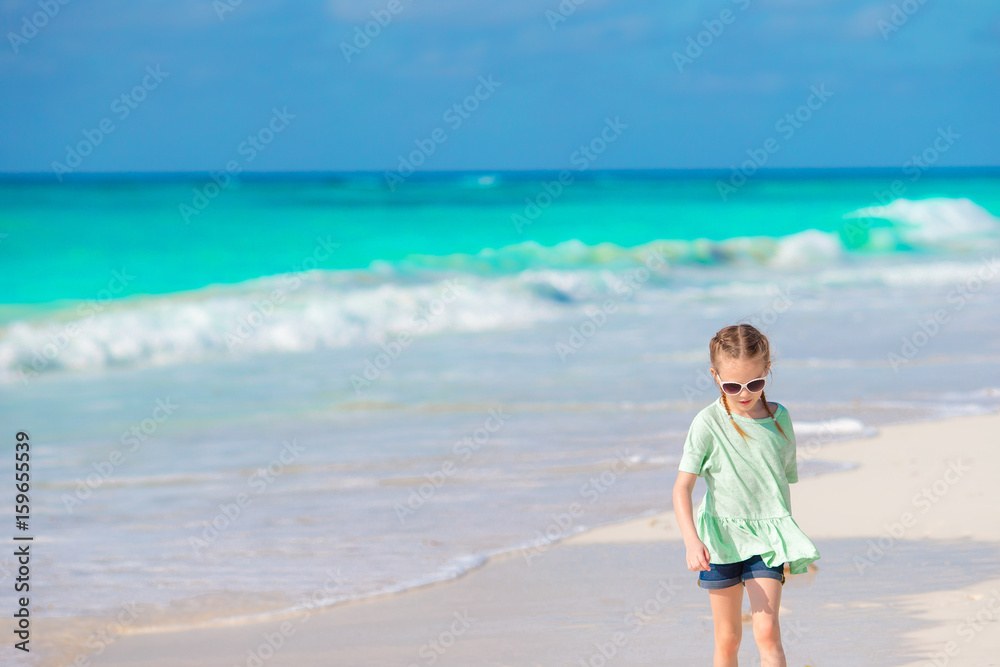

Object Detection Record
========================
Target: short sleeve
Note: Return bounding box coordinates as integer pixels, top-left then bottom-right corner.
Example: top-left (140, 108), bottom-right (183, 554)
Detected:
top-left (678, 417), bottom-right (712, 477)
top-left (785, 443), bottom-right (799, 484)
top-left (781, 406), bottom-right (798, 484)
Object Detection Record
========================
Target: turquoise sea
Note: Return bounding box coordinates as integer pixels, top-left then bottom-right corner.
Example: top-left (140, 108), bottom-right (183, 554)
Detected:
top-left (2, 170), bottom-right (1000, 657)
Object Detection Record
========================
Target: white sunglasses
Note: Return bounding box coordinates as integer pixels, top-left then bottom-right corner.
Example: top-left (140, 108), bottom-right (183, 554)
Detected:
top-left (715, 375), bottom-right (767, 395)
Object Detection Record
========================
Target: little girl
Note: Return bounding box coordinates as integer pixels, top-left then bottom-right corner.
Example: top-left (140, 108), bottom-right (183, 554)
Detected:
top-left (673, 324), bottom-right (819, 667)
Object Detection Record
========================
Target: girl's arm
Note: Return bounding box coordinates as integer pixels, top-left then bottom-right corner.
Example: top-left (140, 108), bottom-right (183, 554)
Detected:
top-left (673, 471), bottom-right (710, 571)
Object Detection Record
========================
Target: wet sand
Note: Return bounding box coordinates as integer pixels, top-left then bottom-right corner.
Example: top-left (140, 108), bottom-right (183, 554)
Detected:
top-left (57, 409), bottom-right (1000, 665)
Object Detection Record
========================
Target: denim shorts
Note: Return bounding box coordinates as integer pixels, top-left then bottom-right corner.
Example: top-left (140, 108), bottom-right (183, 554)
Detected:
top-left (697, 554), bottom-right (785, 589)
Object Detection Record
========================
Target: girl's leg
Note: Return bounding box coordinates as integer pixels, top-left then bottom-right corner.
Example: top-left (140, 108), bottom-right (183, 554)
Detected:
top-left (708, 584), bottom-right (743, 667)
top-left (744, 577), bottom-right (786, 667)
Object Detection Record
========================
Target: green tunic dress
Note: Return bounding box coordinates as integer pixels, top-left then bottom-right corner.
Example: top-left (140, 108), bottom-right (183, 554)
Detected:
top-left (678, 397), bottom-right (820, 575)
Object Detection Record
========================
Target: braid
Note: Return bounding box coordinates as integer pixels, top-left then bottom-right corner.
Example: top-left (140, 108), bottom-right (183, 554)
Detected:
top-left (720, 392), bottom-right (750, 443)
top-left (721, 390), bottom-right (792, 445)
top-left (760, 390), bottom-right (792, 444)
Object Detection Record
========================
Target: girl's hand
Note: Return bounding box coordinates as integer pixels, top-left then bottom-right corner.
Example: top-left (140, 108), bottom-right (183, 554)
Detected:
top-left (685, 540), bottom-right (710, 571)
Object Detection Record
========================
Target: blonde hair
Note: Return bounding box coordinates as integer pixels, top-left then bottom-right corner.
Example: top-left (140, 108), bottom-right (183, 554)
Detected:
top-left (709, 323), bottom-right (791, 444)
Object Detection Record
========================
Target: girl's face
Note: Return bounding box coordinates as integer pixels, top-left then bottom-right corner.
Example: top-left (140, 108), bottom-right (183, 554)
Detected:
top-left (710, 357), bottom-right (769, 409)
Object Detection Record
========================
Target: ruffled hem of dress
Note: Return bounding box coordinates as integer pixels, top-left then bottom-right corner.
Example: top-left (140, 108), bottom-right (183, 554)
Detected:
top-left (696, 513), bottom-right (820, 575)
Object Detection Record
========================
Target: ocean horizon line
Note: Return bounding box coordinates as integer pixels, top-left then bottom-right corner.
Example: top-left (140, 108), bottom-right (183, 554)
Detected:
top-left (2, 165), bottom-right (999, 184)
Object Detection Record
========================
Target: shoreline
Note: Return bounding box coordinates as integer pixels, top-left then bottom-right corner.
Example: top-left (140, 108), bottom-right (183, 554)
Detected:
top-left (33, 407), bottom-right (1000, 665)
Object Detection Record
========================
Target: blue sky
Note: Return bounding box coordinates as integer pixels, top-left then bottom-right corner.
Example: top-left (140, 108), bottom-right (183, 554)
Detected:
top-left (1, 0), bottom-right (998, 173)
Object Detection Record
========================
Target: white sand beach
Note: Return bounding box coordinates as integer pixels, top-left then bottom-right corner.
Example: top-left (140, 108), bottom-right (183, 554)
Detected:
top-left (49, 409), bottom-right (1000, 666)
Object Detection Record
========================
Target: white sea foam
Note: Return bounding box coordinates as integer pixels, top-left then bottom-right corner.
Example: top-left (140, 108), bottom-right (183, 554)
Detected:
top-left (793, 418), bottom-right (877, 440)
top-left (843, 197), bottom-right (1000, 246)
top-left (0, 272), bottom-right (567, 382)
top-left (769, 229), bottom-right (846, 269)
top-left (3, 200), bottom-right (999, 384)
